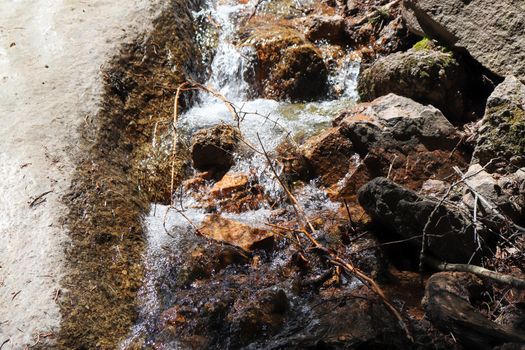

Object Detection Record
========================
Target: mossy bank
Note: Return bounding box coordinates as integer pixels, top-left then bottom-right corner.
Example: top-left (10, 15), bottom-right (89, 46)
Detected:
top-left (57, 1), bottom-right (206, 348)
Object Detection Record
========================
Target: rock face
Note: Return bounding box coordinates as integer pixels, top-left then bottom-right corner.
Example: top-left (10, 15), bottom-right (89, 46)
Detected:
top-left (403, 0), bottom-right (525, 82)
top-left (358, 177), bottom-right (484, 263)
top-left (423, 272), bottom-right (525, 349)
top-left (190, 124), bottom-right (241, 174)
top-left (241, 26), bottom-right (328, 101)
top-left (473, 76), bottom-right (525, 173)
top-left (283, 94), bottom-right (468, 196)
top-left (358, 47), bottom-right (469, 121)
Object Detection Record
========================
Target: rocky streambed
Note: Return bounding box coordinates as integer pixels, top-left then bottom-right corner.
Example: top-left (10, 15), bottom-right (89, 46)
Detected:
top-left (57, 0), bottom-right (525, 349)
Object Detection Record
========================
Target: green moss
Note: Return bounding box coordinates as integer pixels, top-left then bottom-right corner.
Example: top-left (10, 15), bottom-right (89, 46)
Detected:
top-left (412, 37), bottom-right (433, 51)
top-left (412, 37), bottom-right (452, 55)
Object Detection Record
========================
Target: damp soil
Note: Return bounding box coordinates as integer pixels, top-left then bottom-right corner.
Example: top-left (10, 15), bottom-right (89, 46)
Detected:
top-left (57, 1), bottom-right (207, 348)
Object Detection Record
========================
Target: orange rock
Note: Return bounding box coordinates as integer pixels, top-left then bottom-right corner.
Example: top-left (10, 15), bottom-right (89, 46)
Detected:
top-left (199, 215), bottom-right (274, 251)
top-left (210, 173), bottom-right (249, 197)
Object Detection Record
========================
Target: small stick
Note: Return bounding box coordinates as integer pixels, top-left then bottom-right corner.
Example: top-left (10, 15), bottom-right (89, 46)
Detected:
top-left (28, 190), bottom-right (53, 208)
top-left (11, 290), bottom-right (21, 301)
top-left (423, 256), bottom-right (525, 289)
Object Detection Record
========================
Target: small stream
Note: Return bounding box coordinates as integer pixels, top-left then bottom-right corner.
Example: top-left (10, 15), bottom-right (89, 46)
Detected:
top-left (123, 0), bottom-right (360, 347)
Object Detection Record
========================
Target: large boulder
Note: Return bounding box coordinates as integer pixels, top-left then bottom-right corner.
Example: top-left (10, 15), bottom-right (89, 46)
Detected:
top-left (241, 26), bottom-right (328, 101)
top-left (358, 177), bottom-right (485, 263)
top-left (402, 0), bottom-right (525, 82)
top-left (335, 94), bottom-right (468, 196)
top-left (472, 76), bottom-right (525, 173)
top-left (358, 46), bottom-right (470, 121)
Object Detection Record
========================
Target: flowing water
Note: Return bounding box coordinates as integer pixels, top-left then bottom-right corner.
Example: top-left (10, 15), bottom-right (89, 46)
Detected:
top-left (123, 0), bottom-right (360, 347)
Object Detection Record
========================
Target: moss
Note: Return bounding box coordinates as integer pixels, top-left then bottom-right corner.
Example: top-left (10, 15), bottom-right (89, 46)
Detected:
top-left (412, 37), bottom-right (433, 51)
top-left (412, 37), bottom-right (452, 55)
top-left (478, 103), bottom-right (525, 166)
top-left (56, 1), bottom-right (205, 349)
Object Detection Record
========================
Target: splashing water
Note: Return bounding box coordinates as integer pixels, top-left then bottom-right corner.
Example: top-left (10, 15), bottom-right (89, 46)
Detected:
top-left (122, 0), bottom-right (360, 346)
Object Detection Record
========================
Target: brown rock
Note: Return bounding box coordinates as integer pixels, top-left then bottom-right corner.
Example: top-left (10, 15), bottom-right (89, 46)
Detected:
top-left (334, 94), bottom-right (467, 197)
top-left (199, 215), bottom-right (274, 251)
top-left (210, 173), bottom-right (249, 197)
top-left (301, 127), bottom-right (355, 186)
top-left (241, 26), bottom-right (328, 101)
top-left (302, 15), bottom-right (346, 44)
top-left (190, 124), bottom-right (241, 174)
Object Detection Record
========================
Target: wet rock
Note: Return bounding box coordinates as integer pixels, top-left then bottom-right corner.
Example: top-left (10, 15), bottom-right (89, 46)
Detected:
top-left (423, 272), bottom-right (525, 349)
top-left (208, 172), bottom-right (265, 213)
top-left (176, 240), bottom-right (249, 287)
top-left (199, 215), bottom-right (274, 251)
top-left (358, 47), bottom-right (469, 121)
top-left (300, 127), bottom-right (355, 186)
top-left (403, 0), bottom-right (525, 83)
top-left (275, 138), bottom-right (311, 181)
top-left (473, 76), bottom-right (525, 173)
top-left (335, 94), bottom-right (467, 197)
top-left (358, 177), bottom-right (485, 263)
top-left (302, 14), bottom-right (346, 44)
top-left (227, 289), bottom-right (290, 348)
top-left (210, 173), bottom-right (249, 197)
top-left (190, 124), bottom-right (241, 174)
top-left (241, 26), bottom-right (328, 101)
top-left (267, 286), bottom-right (411, 349)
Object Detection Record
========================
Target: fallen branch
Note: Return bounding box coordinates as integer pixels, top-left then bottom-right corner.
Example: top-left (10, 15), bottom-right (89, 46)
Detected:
top-left (423, 256), bottom-right (525, 289)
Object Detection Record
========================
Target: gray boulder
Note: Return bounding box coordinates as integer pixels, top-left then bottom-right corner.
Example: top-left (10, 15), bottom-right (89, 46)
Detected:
top-left (358, 47), bottom-right (469, 121)
top-left (472, 76), bottom-right (525, 173)
top-left (403, 0), bottom-right (525, 82)
top-left (358, 177), bottom-right (484, 263)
